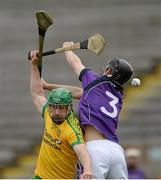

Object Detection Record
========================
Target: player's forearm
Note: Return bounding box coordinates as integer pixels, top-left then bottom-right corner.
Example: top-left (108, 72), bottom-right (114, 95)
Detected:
top-left (79, 150), bottom-right (92, 174)
top-left (65, 51), bottom-right (81, 64)
top-left (63, 85), bottom-right (82, 99)
top-left (74, 144), bottom-right (92, 174)
top-left (65, 51), bottom-right (85, 77)
top-left (45, 83), bottom-right (83, 99)
top-left (30, 64), bottom-right (44, 96)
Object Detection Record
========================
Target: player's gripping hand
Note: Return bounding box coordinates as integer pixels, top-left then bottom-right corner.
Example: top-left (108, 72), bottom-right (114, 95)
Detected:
top-left (80, 172), bottom-right (93, 179)
top-left (30, 50), bottom-right (39, 65)
top-left (63, 41), bottom-right (74, 48)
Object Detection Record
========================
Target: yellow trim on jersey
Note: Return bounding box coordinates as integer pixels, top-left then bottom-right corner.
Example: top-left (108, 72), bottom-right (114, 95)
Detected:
top-left (34, 104), bottom-right (84, 179)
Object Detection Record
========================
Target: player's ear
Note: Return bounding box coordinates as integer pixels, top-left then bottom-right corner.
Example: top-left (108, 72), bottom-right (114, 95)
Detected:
top-left (105, 66), bottom-right (112, 76)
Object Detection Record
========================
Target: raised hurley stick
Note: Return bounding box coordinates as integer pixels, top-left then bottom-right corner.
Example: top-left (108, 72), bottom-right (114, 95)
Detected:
top-left (28, 10), bottom-right (53, 76)
top-left (28, 33), bottom-right (106, 60)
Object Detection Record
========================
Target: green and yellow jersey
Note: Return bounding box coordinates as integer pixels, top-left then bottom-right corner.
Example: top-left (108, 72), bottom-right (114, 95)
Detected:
top-left (34, 104), bottom-right (84, 179)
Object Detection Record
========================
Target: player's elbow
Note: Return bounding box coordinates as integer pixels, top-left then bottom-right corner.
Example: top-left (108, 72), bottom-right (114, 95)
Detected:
top-left (31, 91), bottom-right (38, 102)
top-left (71, 62), bottom-right (85, 77)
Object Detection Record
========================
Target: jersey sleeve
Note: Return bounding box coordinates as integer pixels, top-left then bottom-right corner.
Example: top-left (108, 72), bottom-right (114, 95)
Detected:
top-left (66, 117), bottom-right (85, 148)
top-left (79, 68), bottom-right (98, 89)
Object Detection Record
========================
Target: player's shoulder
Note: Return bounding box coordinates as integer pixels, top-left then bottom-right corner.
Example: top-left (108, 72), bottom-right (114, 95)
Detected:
top-left (79, 68), bottom-right (98, 81)
top-left (65, 113), bottom-right (84, 145)
top-left (65, 113), bottom-right (82, 133)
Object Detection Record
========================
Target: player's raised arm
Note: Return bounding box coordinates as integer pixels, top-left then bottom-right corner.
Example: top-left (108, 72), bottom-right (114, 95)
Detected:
top-left (30, 50), bottom-right (47, 113)
top-left (41, 79), bottom-right (83, 99)
top-left (63, 42), bottom-right (85, 77)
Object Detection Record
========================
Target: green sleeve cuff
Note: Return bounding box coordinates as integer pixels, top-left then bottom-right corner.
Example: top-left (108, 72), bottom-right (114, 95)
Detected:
top-left (71, 141), bottom-right (84, 148)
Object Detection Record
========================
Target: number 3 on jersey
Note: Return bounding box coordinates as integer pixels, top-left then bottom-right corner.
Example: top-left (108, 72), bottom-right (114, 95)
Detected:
top-left (100, 91), bottom-right (119, 118)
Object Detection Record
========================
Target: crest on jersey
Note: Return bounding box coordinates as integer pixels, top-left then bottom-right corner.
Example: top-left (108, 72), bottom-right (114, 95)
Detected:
top-left (57, 128), bottom-right (61, 137)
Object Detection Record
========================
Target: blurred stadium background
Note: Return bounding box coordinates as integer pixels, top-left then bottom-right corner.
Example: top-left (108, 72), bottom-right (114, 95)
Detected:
top-left (0, 0), bottom-right (161, 178)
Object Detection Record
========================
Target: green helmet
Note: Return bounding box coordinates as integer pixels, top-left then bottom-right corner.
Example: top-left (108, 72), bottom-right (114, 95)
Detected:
top-left (47, 88), bottom-right (72, 105)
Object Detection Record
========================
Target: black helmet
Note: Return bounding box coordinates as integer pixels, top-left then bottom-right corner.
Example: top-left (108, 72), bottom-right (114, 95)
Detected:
top-left (105, 57), bottom-right (133, 86)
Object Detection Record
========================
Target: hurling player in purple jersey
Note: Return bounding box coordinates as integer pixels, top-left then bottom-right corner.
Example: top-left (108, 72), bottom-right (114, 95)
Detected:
top-left (41, 42), bottom-right (134, 179)
top-left (61, 41), bottom-right (134, 179)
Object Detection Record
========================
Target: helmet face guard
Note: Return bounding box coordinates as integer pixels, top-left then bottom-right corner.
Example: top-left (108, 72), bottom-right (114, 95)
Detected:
top-left (105, 57), bottom-right (133, 86)
top-left (47, 88), bottom-right (73, 123)
top-left (48, 104), bottom-right (72, 124)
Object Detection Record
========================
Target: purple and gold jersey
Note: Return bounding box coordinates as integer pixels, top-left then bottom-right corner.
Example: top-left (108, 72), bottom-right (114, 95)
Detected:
top-left (79, 69), bottom-right (123, 143)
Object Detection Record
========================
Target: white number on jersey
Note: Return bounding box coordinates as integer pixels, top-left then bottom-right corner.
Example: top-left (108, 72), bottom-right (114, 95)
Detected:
top-left (100, 91), bottom-right (119, 118)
